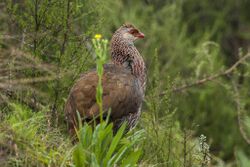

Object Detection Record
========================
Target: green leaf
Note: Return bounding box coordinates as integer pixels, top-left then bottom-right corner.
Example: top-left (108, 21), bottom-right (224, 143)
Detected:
top-left (121, 150), bottom-right (142, 167)
top-left (108, 146), bottom-right (128, 166)
top-left (103, 123), bottom-right (126, 166)
top-left (73, 145), bottom-right (86, 167)
top-left (80, 124), bottom-right (93, 148)
top-left (91, 153), bottom-right (100, 167)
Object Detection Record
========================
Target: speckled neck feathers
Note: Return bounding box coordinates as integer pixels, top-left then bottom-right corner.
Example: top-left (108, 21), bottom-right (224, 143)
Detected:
top-left (110, 28), bottom-right (146, 91)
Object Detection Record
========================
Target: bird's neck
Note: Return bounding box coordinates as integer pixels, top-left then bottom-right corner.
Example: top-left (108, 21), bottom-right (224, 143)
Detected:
top-left (111, 38), bottom-right (146, 90)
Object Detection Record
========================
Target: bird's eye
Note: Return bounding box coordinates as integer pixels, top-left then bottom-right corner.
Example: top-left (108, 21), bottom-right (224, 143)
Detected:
top-left (129, 29), bottom-right (139, 35)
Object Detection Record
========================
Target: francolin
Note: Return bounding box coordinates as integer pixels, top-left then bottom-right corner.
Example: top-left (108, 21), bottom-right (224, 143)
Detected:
top-left (64, 24), bottom-right (146, 135)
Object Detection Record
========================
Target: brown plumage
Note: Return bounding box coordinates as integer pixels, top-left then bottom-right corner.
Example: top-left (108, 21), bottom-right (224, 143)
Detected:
top-left (64, 24), bottom-right (146, 135)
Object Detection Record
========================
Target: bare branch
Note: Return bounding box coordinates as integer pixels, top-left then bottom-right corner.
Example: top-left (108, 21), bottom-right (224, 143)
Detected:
top-left (160, 53), bottom-right (250, 95)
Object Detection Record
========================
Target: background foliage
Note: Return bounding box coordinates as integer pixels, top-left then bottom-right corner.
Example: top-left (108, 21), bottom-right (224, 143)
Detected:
top-left (0, 0), bottom-right (250, 166)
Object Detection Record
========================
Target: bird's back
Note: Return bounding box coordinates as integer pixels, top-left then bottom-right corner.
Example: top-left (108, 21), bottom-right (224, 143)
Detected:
top-left (64, 64), bottom-right (143, 135)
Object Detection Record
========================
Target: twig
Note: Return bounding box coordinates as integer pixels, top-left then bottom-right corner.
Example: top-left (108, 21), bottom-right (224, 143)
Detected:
top-left (183, 130), bottom-right (187, 167)
top-left (160, 53), bottom-right (250, 95)
top-left (232, 80), bottom-right (250, 145)
top-left (51, 0), bottom-right (71, 126)
top-left (166, 120), bottom-right (173, 167)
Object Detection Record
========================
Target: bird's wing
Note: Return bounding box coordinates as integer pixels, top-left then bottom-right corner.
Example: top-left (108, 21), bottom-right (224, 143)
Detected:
top-left (66, 66), bottom-right (143, 121)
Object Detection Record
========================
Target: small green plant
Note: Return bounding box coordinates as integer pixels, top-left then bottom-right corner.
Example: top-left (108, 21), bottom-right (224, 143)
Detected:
top-left (73, 120), bottom-right (144, 167)
top-left (72, 35), bottom-right (144, 167)
top-left (199, 134), bottom-right (210, 167)
top-left (92, 34), bottom-right (108, 122)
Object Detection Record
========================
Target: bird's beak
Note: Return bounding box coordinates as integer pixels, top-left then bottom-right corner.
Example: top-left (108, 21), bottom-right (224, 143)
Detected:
top-left (136, 32), bottom-right (145, 38)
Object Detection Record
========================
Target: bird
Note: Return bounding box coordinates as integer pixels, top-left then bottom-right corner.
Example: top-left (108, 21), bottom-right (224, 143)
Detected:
top-left (64, 24), bottom-right (146, 136)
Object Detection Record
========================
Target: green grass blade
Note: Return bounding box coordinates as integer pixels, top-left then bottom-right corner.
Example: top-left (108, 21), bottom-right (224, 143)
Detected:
top-left (103, 123), bottom-right (126, 166)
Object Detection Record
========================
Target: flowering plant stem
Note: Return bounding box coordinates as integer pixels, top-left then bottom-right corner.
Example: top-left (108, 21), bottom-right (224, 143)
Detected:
top-left (92, 37), bottom-right (108, 123)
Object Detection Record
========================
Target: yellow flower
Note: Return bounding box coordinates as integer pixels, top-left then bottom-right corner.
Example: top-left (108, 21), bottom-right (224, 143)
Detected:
top-left (94, 34), bottom-right (102, 40)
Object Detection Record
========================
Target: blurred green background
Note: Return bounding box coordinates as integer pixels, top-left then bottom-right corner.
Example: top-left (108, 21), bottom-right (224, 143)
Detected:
top-left (0, 0), bottom-right (250, 166)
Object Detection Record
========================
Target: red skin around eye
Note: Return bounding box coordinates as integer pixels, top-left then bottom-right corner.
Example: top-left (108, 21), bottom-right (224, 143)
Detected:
top-left (129, 29), bottom-right (145, 38)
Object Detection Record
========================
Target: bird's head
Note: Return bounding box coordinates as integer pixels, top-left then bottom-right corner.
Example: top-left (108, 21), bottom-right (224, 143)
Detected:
top-left (115, 23), bottom-right (145, 43)
top-left (111, 24), bottom-right (146, 83)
